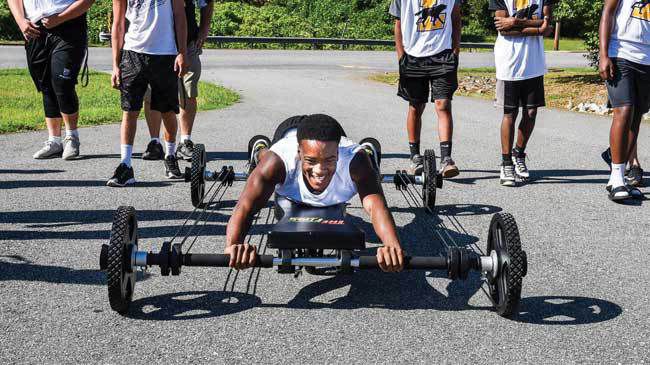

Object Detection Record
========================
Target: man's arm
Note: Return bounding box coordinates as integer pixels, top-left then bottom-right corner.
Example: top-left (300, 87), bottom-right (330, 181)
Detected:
top-left (196, 0), bottom-right (214, 50)
top-left (350, 152), bottom-right (404, 272)
top-left (225, 151), bottom-right (285, 269)
top-left (451, 2), bottom-right (462, 55)
top-left (8, 0), bottom-right (41, 40)
top-left (110, 0), bottom-right (126, 89)
top-left (394, 19), bottom-right (405, 60)
top-left (41, 0), bottom-right (95, 29)
top-left (171, 0), bottom-right (188, 77)
top-left (599, 0), bottom-right (619, 80)
top-left (496, 6), bottom-right (553, 37)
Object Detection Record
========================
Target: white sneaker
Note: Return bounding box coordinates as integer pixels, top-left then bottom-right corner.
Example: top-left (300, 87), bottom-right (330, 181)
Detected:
top-left (500, 164), bottom-right (516, 187)
top-left (33, 141), bottom-right (63, 159)
top-left (62, 135), bottom-right (80, 160)
top-left (512, 154), bottom-right (529, 179)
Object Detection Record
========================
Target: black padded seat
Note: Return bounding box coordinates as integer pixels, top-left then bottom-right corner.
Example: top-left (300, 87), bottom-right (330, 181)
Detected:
top-left (268, 201), bottom-right (365, 250)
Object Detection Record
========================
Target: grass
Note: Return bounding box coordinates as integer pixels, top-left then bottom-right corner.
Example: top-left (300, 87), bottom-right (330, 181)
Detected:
top-left (478, 36), bottom-right (586, 52)
top-left (0, 68), bottom-right (239, 134)
top-left (370, 67), bottom-right (607, 112)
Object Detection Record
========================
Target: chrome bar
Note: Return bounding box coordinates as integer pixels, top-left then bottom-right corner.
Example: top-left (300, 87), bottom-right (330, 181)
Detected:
top-left (480, 251), bottom-right (498, 275)
top-left (381, 174), bottom-right (424, 185)
top-left (234, 172), bottom-right (248, 181)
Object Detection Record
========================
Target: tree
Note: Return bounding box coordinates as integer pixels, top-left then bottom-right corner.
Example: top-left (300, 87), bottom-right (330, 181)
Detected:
top-left (554, 0), bottom-right (604, 67)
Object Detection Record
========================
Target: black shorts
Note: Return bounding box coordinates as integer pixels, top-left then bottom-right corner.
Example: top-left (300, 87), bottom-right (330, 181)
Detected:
top-left (119, 50), bottom-right (179, 113)
top-left (606, 58), bottom-right (650, 114)
top-left (496, 76), bottom-right (546, 111)
top-left (397, 50), bottom-right (459, 104)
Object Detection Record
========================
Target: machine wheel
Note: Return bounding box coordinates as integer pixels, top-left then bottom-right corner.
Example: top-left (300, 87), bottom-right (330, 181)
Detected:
top-left (191, 143), bottom-right (207, 208)
top-left (422, 149), bottom-right (437, 212)
top-left (359, 137), bottom-right (382, 170)
top-left (106, 206), bottom-right (138, 314)
top-left (486, 212), bottom-right (527, 317)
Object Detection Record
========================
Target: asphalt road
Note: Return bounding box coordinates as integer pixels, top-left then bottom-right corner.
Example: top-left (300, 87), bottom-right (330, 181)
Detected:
top-left (1, 46), bottom-right (648, 363)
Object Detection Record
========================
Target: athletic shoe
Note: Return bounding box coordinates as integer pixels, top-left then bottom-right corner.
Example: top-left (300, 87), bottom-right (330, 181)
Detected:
top-left (601, 148), bottom-right (612, 170)
top-left (408, 154), bottom-right (423, 175)
top-left (626, 166), bottom-right (644, 187)
top-left (248, 138), bottom-right (270, 173)
top-left (360, 142), bottom-right (380, 172)
top-left (440, 157), bottom-right (460, 178)
top-left (142, 140), bottom-right (164, 160)
top-left (33, 140), bottom-right (63, 159)
top-left (62, 135), bottom-right (80, 160)
top-left (107, 163), bottom-right (136, 187)
top-left (626, 184), bottom-right (644, 199)
top-left (500, 164), bottom-right (516, 187)
top-left (512, 152), bottom-right (529, 179)
top-left (607, 184), bottom-right (631, 201)
top-left (164, 155), bottom-right (183, 179)
top-left (176, 140), bottom-right (194, 161)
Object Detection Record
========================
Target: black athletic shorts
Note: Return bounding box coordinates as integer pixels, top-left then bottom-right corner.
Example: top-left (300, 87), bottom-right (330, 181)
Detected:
top-left (119, 50), bottom-right (179, 113)
top-left (397, 50), bottom-right (459, 104)
top-left (606, 58), bottom-right (650, 114)
top-left (495, 76), bottom-right (546, 111)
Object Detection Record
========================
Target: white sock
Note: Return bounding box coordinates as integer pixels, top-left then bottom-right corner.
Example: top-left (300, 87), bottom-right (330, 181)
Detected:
top-left (608, 163), bottom-right (626, 187)
top-left (181, 134), bottom-right (191, 143)
top-left (165, 141), bottom-right (176, 157)
top-left (120, 144), bottom-right (133, 167)
top-left (48, 135), bottom-right (62, 144)
top-left (151, 137), bottom-right (161, 144)
top-left (65, 129), bottom-right (79, 138)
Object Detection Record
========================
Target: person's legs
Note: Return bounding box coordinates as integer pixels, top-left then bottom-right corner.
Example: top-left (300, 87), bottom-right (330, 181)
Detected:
top-left (142, 93), bottom-right (164, 160)
top-left (161, 111), bottom-right (178, 157)
top-left (515, 107), bottom-right (537, 151)
top-left (499, 108), bottom-right (518, 186)
top-left (431, 68), bottom-right (459, 178)
top-left (398, 74), bottom-right (429, 175)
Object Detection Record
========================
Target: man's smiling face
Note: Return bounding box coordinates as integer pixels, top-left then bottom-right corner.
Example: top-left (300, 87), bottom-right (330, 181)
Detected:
top-left (299, 139), bottom-right (339, 193)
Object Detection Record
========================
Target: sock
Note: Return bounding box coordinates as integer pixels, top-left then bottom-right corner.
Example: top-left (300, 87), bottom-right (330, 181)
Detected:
top-left (65, 129), bottom-right (79, 138)
top-left (513, 146), bottom-right (525, 158)
top-left (502, 154), bottom-right (513, 165)
top-left (151, 137), bottom-right (161, 144)
top-left (608, 163), bottom-right (626, 187)
top-left (181, 134), bottom-right (191, 143)
top-left (48, 135), bottom-right (62, 144)
top-left (440, 141), bottom-right (452, 159)
top-left (120, 144), bottom-right (133, 167)
top-left (409, 142), bottom-right (420, 158)
top-left (165, 141), bottom-right (176, 157)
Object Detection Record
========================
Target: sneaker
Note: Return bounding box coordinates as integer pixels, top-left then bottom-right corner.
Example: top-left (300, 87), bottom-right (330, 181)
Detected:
top-left (626, 184), bottom-right (644, 199)
top-left (142, 140), bottom-right (164, 160)
top-left (164, 155), bottom-right (183, 179)
top-left (33, 140), bottom-right (63, 159)
top-left (626, 166), bottom-right (644, 187)
top-left (408, 154), bottom-right (423, 175)
top-left (176, 139), bottom-right (194, 161)
top-left (360, 142), bottom-right (380, 172)
top-left (500, 164), bottom-right (516, 187)
top-left (601, 148), bottom-right (612, 170)
top-left (107, 163), bottom-right (136, 187)
top-left (607, 184), bottom-right (631, 201)
top-left (248, 138), bottom-right (270, 173)
top-left (512, 152), bottom-right (529, 179)
top-left (62, 135), bottom-right (80, 160)
top-left (440, 157), bottom-right (460, 178)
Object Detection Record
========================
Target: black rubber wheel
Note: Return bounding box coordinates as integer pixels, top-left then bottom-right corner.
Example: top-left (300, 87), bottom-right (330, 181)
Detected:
top-left (486, 212), bottom-right (527, 317)
top-left (107, 206), bottom-right (138, 314)
top-left (359, 137), bottom-right (382, 169)
top-left (422, 149), bottom-right (437, 212)
top-left (191, 143), bottom-right (207, 208)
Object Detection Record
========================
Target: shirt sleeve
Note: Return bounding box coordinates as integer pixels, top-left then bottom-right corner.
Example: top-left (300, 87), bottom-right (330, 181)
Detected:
top-left (488, 0), bottom-right (508, 12)
top-left (389, 0), bottom-right (401, 19)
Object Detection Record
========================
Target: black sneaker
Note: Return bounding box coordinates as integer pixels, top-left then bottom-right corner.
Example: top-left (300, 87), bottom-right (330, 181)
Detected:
top-left (626, 166), bottom-right (644, 187)
top-left (247, 137), bottom-right (270, 174)
top-left (408, 154), bottom-right (423, 175)
top-left (142, 140), bottom-right (164, 161)
top-left (177, 140), bottom-right (194, 161)
top-left (107, 163), bottom-right (136, 187)
top-left (164, 155), bottom-right (183, 179)
top-left (601, 148), bottom-right (612, 170)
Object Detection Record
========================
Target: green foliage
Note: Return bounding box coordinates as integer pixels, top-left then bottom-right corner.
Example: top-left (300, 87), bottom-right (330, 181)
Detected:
top-left (554, 0), bottom-right (603, 67)
top-left (0, 1), bottom-right (22, 40)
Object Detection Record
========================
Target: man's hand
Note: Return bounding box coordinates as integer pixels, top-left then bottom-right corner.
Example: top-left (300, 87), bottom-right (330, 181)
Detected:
top-left (111, 67), bottom-right (121, 89)
top-left (495, 16), bottom-right (517, 32)
top-left (41, 14), bottom-right (64, 29)
top-left (225, 243), bottom-right (257, 270)
top-left (376, 245), bottom-right (404, 272)
top-left (452, 47), bottom-right (460, 56)
top-left (599, 56), bottom-right (616, 81)
top-left (174, 52), bottom-right (189, 78)
top-left (196, 28), bottom-right (209, 50)
top-left (19, 19), bottom-right (40, 40)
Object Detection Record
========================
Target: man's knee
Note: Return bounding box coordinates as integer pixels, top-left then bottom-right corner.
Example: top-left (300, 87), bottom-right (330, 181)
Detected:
top-left (51, 76), bottom-right (79, 115)
top-left (434, 99), bottom-right (451, 112)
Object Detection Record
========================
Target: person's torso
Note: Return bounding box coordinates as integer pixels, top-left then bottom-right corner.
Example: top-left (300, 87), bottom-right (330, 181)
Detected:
top-left (23, 0), bottom-right (76, 22)
top-left (494, 0), bottom-right (547, 81)
top-left (124, 0), bottom-right (178, 55)
top-left (399, 0), bottom-right (457, 57)
top-left (269, 133), bottom-right (362, 207)
top-left (609, 0), bottom-right (650, 65)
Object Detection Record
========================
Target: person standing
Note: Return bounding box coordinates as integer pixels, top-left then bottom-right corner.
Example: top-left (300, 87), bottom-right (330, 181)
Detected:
top-left (599, 0), bottom-right (649, 200)
top-left (8, 0), bottom-right (93, 160)
top-left (141, 0), bottom-right (214, 161)
top-left (489, 0), bottom-right (553, 186)
top-left (107, 0), bottom-right (188, 187)
top-left (389, 0), bottom-right (462, 177)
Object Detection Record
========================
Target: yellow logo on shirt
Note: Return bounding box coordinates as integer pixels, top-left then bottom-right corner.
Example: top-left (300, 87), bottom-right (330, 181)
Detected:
top-left (631, 1), bottom-right (650, 21)
top-left (514, 0), bottom-right (539, 19)
top-left (416, 0), bottom-right (447, 32)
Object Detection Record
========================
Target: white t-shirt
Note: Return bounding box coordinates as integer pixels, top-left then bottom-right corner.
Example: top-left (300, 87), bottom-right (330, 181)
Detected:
top-left (490, 0), bottom-right (547, 81)
top-left (609, 0), bottom-right (650, 65)
top-left (23, 0), bottom-right (76, 23)
top-left (269, 132), bottom-right (363, 207)
top-left (389, 0), bottom-right (459, 58)
top-left (123, 0), bottom-right (177, 55)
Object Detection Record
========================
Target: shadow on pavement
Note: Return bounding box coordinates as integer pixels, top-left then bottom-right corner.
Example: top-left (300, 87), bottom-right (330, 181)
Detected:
top-left (127, 291), bottom-right (261, 320)
top-left (512, 296), bottom-right (623, 325)
top-left (0, 180), bottom-right (172, 189)
top-left (0, 169), bottom-right (65, 174)
top-left (449, 169), bottom-right (611, 185)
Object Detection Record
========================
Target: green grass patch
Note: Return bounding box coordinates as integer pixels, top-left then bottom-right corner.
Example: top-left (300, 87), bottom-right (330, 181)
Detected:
top-left (0, 68), bottom-right (239, 134)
